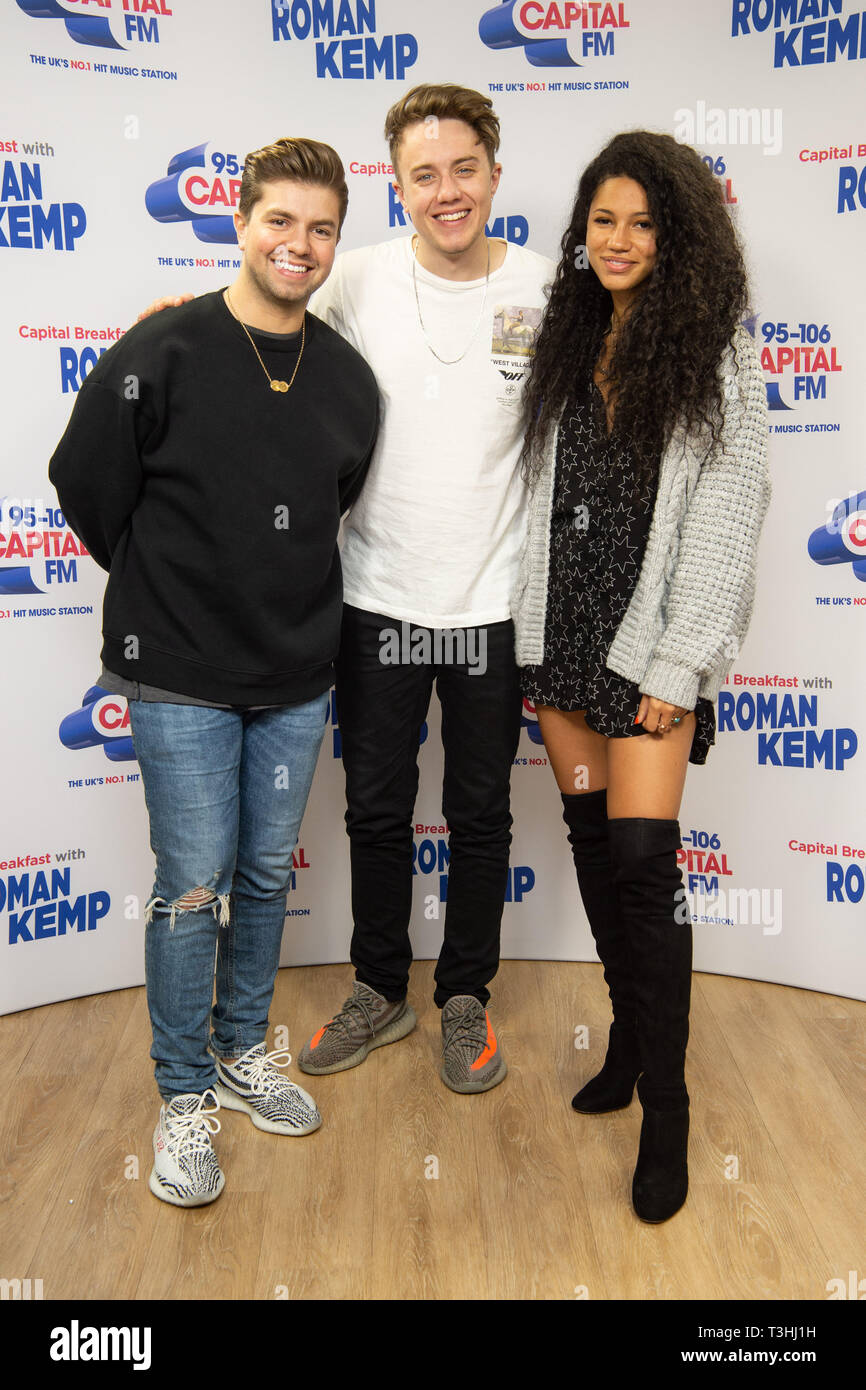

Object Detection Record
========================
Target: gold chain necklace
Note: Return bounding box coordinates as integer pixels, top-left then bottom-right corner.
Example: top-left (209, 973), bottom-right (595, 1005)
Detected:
top-left (224, 288), bottom-right (305, 393)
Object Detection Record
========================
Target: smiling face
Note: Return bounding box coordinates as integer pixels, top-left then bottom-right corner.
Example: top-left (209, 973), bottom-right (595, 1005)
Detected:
top-left (586, 176), bottom-right (658, 312)
top-left (233, 178), bottom-right (340, 322)
top-left (392, 117), bottom-right (501, 273)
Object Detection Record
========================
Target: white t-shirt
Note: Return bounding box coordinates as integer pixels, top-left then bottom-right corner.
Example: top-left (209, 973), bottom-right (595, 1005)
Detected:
top-left (310, 236), bottom-right (554, 628)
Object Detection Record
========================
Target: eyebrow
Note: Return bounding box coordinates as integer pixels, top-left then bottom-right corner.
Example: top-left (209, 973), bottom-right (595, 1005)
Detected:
top-left (409, 155), bottom-right (482, 175)
top-left (592, 207), bottom-right (652, 217)
top-left (263, 208), bottom-right (337, 227)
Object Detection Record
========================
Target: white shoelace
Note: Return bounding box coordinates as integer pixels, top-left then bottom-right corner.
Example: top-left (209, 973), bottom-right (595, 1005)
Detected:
top-left (164, 1089), bottom-right (222, 1154)
top-left (232, 1047), bottom-right (293, 1095)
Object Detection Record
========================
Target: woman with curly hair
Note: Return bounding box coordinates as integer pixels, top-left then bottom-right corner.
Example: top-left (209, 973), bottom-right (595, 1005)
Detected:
top-left (513, 131), bottom-right (770, 1222)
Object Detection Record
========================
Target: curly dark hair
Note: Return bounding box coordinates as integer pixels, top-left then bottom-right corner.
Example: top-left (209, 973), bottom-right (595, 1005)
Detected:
top-left (521, 130), bottom-right (749, 483)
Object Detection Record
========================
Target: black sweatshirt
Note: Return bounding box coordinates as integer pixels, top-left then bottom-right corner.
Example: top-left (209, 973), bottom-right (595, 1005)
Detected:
top-left (49, 291), bottom-right (379, 705)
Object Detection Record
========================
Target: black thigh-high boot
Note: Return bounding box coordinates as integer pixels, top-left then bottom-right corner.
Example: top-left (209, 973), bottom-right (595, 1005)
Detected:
top-left (561, 789), bottom-right (641, 1113)
top-left (607, 817), bottom-right (692, 1222)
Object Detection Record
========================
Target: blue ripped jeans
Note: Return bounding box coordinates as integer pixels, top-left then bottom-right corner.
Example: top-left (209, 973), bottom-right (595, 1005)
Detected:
top-left (128, 696), bottom-right (328, 1100)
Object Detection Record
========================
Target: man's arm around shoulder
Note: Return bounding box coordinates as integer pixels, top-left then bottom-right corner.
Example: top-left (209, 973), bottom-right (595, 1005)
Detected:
top-left (48, 332), bottom-right (160, 571)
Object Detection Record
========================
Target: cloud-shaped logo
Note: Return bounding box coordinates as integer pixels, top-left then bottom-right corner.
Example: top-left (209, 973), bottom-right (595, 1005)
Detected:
top-left (59, 686), bottom-right (137, 762)
top-left (520, 697), bottom-right (545, 745)
top-left (16, 0), bottom-right (124, 50)
top-left (479, 1), bottom-right (580, 67)
top-left (807, 491), bottom-right (866, 582)
top-left (145, 143), bottom-right (240, 244)
top-left (0, 565), bottom-right (43, 594)
top-left (765, 382), bottom-right (793, 411)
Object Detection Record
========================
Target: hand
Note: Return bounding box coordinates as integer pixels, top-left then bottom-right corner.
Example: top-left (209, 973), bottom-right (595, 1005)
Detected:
top-left (136, 292), bottom-right (193, 323)
top-left (635, 694), bottom-right (689, 734)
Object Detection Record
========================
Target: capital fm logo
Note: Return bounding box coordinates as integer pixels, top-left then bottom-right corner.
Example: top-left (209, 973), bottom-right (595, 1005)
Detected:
top-left (59, 686), bottom-right (137, 762)
top-left (0, 497), bottom-right (88, 593)
top-left (754, 315), bottom-right (843, 412)
top-left (146, 143), bottom-right (243, 244)
top-left (16, 0), bottom-right (173, 50)
top-left (808, 491), bottom-right (866, 582)
top-left (479, 0), bottom-right (630, 67)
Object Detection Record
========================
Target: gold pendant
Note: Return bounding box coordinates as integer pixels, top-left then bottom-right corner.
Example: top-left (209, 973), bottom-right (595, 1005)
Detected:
top-left (270, 379), bottom-right (289, 393)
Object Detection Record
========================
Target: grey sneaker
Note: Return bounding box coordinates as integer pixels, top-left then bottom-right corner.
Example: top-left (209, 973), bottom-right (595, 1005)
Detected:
top-left (297, 981), bottom-right (417, 1075)
top-left (440, 996), bottom-right (507, 1094)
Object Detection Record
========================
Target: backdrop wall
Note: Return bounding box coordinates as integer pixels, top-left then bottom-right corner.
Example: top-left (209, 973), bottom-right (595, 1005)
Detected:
top-left (2, 0), bottom-right (864, 1015)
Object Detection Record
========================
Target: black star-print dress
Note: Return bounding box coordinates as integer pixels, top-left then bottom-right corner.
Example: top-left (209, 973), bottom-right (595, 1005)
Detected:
top-left (520, 377), bottom-right (716, 764)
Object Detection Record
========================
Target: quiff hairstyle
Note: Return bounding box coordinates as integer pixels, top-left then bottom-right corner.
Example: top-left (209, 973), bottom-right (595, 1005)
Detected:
top-left (384, 84), bottom-right (501, 179)
top-left (238, 137), bottom-right (349, 231)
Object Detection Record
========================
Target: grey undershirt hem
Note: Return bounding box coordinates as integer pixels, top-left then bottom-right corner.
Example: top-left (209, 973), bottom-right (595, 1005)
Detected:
top-left (98, 666), bottom-right (282, 710)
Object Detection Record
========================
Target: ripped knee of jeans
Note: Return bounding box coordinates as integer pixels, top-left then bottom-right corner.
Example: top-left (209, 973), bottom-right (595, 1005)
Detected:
top-left (145, 887), bottom-right (231, 930)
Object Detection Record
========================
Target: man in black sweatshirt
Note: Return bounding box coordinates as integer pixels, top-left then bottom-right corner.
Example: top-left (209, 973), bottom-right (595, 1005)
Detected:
top-left (49, 138), bottom-right (379, 1208)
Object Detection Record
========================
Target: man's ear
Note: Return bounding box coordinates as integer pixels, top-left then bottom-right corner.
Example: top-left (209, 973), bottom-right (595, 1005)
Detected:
top-left (391, 181), bottom-right (409, 218)
top-left (234, 210), bottom-right (247, 248)
top-left (489, 162), bottom-right (502, 198)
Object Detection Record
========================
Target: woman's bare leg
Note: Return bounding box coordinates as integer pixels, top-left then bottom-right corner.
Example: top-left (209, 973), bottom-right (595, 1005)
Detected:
top-left (606, 713), bottom-right (695, 819)
top-left (534, 706), bottom-right (609, 795)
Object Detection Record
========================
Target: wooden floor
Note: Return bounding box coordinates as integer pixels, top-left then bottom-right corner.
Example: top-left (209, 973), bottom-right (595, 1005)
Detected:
top-left (2, 960), bottom-right (864, 1301)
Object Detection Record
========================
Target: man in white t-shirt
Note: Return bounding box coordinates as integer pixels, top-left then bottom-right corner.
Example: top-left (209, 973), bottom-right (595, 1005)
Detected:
top-left (296, 85), bottom-right (554, 1093)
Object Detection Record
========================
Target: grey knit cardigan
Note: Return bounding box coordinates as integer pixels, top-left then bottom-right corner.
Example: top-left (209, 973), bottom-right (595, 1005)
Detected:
top-left (512, 324), bottom-right (771, 710)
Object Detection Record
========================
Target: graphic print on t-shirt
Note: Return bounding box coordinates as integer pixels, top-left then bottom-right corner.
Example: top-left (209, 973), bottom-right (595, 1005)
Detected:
top-left (491, 304), bottom-right (543, 407)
